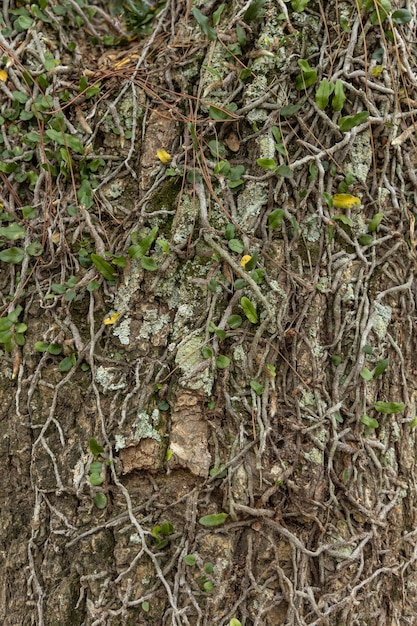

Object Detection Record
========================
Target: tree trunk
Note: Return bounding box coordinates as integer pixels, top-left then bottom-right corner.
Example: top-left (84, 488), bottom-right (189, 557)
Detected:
top-left (1, 0), bottom-right (417, 624)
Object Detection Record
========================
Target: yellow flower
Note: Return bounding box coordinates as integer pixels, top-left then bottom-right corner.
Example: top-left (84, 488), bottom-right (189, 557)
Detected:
top-left (103, 312), bottom-right (120, 325)
top-left (332, 193), bottom-right (361, 209)
top-left (0, 70), bottom-right (7, 82)
top-left (157, 149), bottom-right (171, 163)
top-left (240, 255), bottom-right (252, 268)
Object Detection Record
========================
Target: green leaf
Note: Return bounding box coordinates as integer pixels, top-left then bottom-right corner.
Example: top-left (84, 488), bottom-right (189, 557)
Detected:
top-left (90, 254), bottom-right (117, 281)
top-left (209, 103), bottom-right (237, 121)
top-left (27, 241), bottom-right (43, 257)
top-left (230, 620), bottom-right (242, 626)
top-left (157, 238), bottom-right (169, 254)
top-left (77, 179), bottom-right (93, 209)
top-left (363, 344), bottom-right (373, 355)
top-left (0, 247), bottom-right (25, 263)
top-left (360, 367), bottom-right (373, 381)
top-left (374, 401), bottom-right (404, 414)
top-left (256, 158), bottom-right (277, 170)
top-left (89, 473), bottom-right (104, 486)
top-left (202, 346), bottom-right (213, 359)
top-left (250, 380), bottom-right (264, 395)
top-left (191, 8), bottom-right (217, 41)
top-left (373, 358), bottom-right (389, 379)
top-left (203, 581), bottom-right (214, 592)
top-left (241, 296), bottom-right (258, 323)
top-left (0, 317), bottom-right (13, 332)
top-left (338, 111), bottom-right (370, 132)
top-left (268, 208), bottom-right (285, 229)
top-left (210, 464), bottom-right (227, 478)
top-left (280, 104), bottom-right (301, 117)
top-left (199, 513), bottom-right (228, 527)
top-left (295, 60), bottom-right (317, 90)
top-left (129, 226), bottom-right (158, 258)
top-left (315, 79), bottom-right (333, 110)
top-left (276, 164), bottom-right (293, 178)
top-left (361, 414), bottom-right (379, 429)
top-left (227, 315), bottom-right (242, 329)
top-left (141, 601), bottom-right (150, 613)
top-left (93, 493), bottom-right (107, 509)
top-left (291, 0), bottom-right (309, 11)
top-left (157, 400), bottom-right (170, 411)
top-left (236, 24), bottom-right (247, 48)
top-left (358, 234), bottom-right (374, 245)
top-left (212, 3), bottom-right (225, 26)
top-left (244, 250), bottom-right (258, 270)
top-left (184, 554), bottom-right (196, 566)
top-left (22, 205), bottom-right (36, 219)
top-left (249, 269), bottom-right (264, 284)
top-left (332, 80), bottom-right (346, 111)
top-left (45, 128), bottom-right (84, 153)
top-left (208, 279), bottom-right (218, 292)
top-left (215, 329), bottom-right (226, 340)
top-left (225, 223), bottom-right (236, 240)
top-left (0, 223), bottom-right (26, 240)
top-left (243, 0), bottom-right (266, 23)
top-left (48, 343), bottom-right (62, 355)
top-left (334, 215), bottom-right (353, 226)
top-left (59, 355), bottom-right (75, 372)
top-left (89, 438), bottom-right (104, 456)
top-left (34, 341), bottom-right (49, 352)
top-left (0, 329), bottom-right (13, 344)
top-left (141, 257), bottom-right (157, 271)
top-left (87, 280), bottom-right (100, 292)
top-left (391, 9), bottom-right (412, 24)
top-left (216, 355), bottom-right (230, 369)
top-left (368, 212), bottom-right (384, 232)
top-left (234, 279), bottom-right (246, 290)
top-left (228, 239), bottom-right (244, 253)
top-left (15, 14), bottom-right (34, 31)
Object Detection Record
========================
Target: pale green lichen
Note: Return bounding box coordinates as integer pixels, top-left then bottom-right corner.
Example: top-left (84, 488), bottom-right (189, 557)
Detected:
top-left (95, 366), bottom-right (126, 390)
top-left (175, 333), bottom-right (213, 393)
top-left (133, 409), bottom-right (161, 441)
top-left (346, 130), bottom-right (373, 184)
top-left (303, 217), bottom-right (321, 242)
top-left (115, 434), bottom-right (126, 451)
top-left (237, 181), bottom-right (268, 231)
top-left (137, 310), bottom-right (171, 341)
top-left (113, 318), bottom-right (131, 345)
top-left (172, 195), bottom-right (197, 246)
top-left (303, 447), bottom-right (323, 464)
top-left (372, 302), bottom-right (392, 338)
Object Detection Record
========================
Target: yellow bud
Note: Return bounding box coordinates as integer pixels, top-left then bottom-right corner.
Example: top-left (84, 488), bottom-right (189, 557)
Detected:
top-left (0, 70), bottom-right (7, 82)
top-left (157, 149), bottom-right (171, 163)
top-left (103, 312), bottom-right (120, 325)
top-left (332, 193), bottom-right (361, 209)
top-left (240, 255), bottom-right (252, 268)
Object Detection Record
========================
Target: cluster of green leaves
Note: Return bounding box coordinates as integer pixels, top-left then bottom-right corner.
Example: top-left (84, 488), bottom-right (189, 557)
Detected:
top-left (257, 127), bottom-right (292, 178)
top-left (128, 226), bottom-right (169, 271)
top-left (192, 0), bottom-right (266, 43)
top-left (151, 521), bottom-right (174, 550)
top-left (358, 0), bottom-right (412, 26)
top-left (88, 438), bottom-right (108, 509)
top-left (0, 210), bottom-right (41, 264)
top-left (0, 305), bottom-right (27, 351)
top-left (35, 339), bottom-right (79, 373)
top-left (115, 0), bottom-right (166, 36)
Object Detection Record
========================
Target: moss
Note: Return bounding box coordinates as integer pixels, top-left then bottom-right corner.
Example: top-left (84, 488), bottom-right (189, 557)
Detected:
top-left (147, 177), bottom-right (181, 217)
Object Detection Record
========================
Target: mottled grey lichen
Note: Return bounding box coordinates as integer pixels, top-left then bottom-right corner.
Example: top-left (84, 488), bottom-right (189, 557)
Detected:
top-left (372, 302), bottom-right (392, 338)
top-left (137, 309), bottom-right (171, 341)
top-left (132, 409), bottom-right (161, 442)
top-left (303, 447), bottom-right (323, 464)
top-left (95, 366), bottom-right (126, 390)
top-left (237, 181), bottom-right (268, 231)
top-left (175, 333), bottom-right (213, 393)
top-left (113, 317), bottom-right (131, 345)
top-left (346, 130), bottom-right (373, 184)
top-left (172, 195), bottom-right (197, 246)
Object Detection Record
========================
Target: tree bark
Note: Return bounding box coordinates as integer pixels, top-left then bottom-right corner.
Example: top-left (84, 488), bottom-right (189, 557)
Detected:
top-left (1, 1), bottom-right (417, 624)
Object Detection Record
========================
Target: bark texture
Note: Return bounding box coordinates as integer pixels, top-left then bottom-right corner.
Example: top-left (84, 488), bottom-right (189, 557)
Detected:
top-left (1, 1), bottom-right (417, 624)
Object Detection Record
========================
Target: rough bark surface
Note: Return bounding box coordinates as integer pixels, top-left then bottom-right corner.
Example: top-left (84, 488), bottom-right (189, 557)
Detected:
top-left (1, 1), bottom-right (417, 624)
